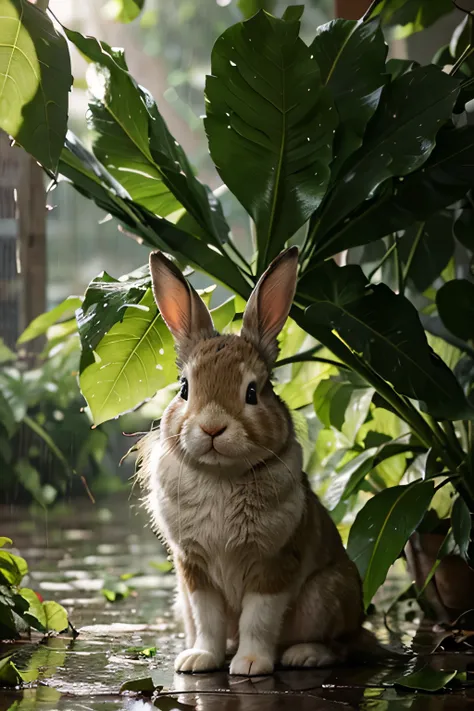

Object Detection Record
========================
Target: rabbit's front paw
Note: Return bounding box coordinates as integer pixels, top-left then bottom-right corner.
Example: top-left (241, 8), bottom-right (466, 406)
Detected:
top-left (175, 648), bottom-right (221, 673)
top-left (229, 653), bottom-right (274, 676)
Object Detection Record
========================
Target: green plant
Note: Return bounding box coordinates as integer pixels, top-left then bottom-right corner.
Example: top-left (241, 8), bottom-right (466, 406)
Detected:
top-left (0, 537), bottom-right (69, 641)
top-left (0, 303), bottom-right (124, 506)
top-left (2, 0), bottom-right (474, 613)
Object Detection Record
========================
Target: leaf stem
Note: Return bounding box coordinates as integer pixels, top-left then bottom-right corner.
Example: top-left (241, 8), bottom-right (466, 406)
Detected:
top-left (443, 420), bottom-right (465, 459)
top-left (402, 221), bottom-right (424, 285)
top-left (367, 240), bottom-right (397, 282)
top-left (392, 233), bottom-right (404, 295)
top-left (361, 0), bottom-right (386, 22)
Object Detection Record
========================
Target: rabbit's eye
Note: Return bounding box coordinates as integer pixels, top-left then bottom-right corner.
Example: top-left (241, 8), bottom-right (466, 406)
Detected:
top-left (180, 378), bottom-right (189, 401)
top-left (245, 381), bottom-right (257, 405)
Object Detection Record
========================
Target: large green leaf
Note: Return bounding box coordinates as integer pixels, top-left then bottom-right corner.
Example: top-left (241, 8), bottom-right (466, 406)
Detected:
top-left (310, 19), bottom-right (387, 171)
top-left (59, 134), bottom-right (250, 299)
top-left (87, 100), bottom-right (181, 218)
top-left (347, 481), bottom-right (435, 608)
top-left (303, 262), bottom-right (472, 420)
top-left (80, 289), bottom-right (177, 424)
top-left (66, 29), bottom-right (228, 245)
top-left (77, 267), bottom-right (151, 371)
top-left (313, 125), bottom-right (474, 259)
top-left (437, 279), bottom-right (474, 342)
top-left (17, 297), bottom-right (82, 345)
top-left (0, 0), bottom-right (71, 172)
top-left (19, 588), bottom-right (46, 632)
top-left (205, 10), bottom-right (337, 271)
top-left (312, 66), bottom-right (460, 255)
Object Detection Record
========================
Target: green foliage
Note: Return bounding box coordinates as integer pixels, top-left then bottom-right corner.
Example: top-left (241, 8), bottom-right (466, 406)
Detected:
top-left (17, 297), bottom-right (82, 346)
top-left (393, 667), bottom-right (459, 692)
top-left (3, 1), bottom-right (474, 610)
top-left (104, 0), bottom-right (145, 23)
top-left (0, 538), bottom-right (69, 640)
top-left (369, 0), bottom-right (454, 38)
top-left (347, 482), bottom-right (435, 609)
top-left (0, 0), bottom-right (71, 172)
top-left (0, 300), bottom-right (123, 505)
top-left (80, 289), bottom-right (176, 424)
top-left (205, 10), bottom-right (336, 271)
top-left (310, 19), bottom-right (387, 172)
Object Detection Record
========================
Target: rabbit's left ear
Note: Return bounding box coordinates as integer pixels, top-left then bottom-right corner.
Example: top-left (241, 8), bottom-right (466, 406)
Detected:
top-left (149, 251), bottom-right (215, 361)
top-left (241, 247), bottom-right (298, 365)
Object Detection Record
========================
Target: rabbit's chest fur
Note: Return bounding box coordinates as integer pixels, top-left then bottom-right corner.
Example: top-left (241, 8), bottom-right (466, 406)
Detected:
top-left (146, 441), bottom-right (305, 607)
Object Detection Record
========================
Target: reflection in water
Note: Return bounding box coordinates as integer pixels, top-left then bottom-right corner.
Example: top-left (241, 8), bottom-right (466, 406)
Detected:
top-left (1, 498), bottom-right (474, 711)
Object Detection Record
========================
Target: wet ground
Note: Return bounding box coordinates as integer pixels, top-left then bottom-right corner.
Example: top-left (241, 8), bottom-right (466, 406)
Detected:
top-left (1, 496), bottom-right (474, 710)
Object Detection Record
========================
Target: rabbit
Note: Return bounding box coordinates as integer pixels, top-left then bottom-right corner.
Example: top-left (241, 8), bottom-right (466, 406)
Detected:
top-left (137, 246), bottom-right (387, 676)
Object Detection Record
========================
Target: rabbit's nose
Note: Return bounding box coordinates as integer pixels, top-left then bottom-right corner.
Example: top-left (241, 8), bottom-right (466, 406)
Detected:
top-left (200, 424), bottom-right (227, 438)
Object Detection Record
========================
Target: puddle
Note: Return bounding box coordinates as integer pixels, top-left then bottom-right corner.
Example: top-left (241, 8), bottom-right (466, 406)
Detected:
top-left (1, 497), bottom-right (474, 710)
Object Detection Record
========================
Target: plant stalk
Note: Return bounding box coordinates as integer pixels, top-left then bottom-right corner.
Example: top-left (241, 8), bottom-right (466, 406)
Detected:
top-left (402, 221), bottom-right (424, 285)
top-left (367, 240), bottom-right (397, 282)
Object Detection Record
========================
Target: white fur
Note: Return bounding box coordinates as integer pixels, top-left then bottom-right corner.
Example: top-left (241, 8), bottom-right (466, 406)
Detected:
top-left (230, 592), bottom-right (290, 676)
top-left (147, 441), bottom-right (305, 609)
top-left (175, 589), bottom-right (226, 672)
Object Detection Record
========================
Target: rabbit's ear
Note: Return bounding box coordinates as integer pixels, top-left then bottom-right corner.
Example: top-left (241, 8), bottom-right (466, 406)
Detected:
top-left (241, 247), bottom-right (298, 365)
top-left (149, 251), bottom-right (214, 358)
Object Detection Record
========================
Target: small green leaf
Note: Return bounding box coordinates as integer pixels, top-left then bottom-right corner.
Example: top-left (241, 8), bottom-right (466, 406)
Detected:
top-left (211, 297), bottom-right (236, 333)
top-left (19, 588), bottom-right (46, 632)
top-left (437, 279), bottom-right (474, 342)
top-left (0, 539), bottom-right (11, 549)
top-left (313, 376), bottom-right (374, 445)
top-left (378, 0), bottom-right (454, 38)
top-left (0, 655), bottom-right (26, 687)
top-left (17, 297), bottom-right (81, 345)
top-left (0, 551), bottom-right (28, 586)
top-left (126, 646), bottom-right (157, 658)
top-left (150, 560), bottom-right (174, 574)
top-left (42, 601), bottom-right (68, 633)
top-left (347, 481), bottom-right (435, 609)
top-left (103, 0), bottom-right (145, 23)
top-left (102, 579), bottom-right (131, 602)
top-left (452, 496), bottom-right (471, 561)
top-left (394, 666), bottom-right (458, 692)
top-left (120, 676), bottom-right (159, 694)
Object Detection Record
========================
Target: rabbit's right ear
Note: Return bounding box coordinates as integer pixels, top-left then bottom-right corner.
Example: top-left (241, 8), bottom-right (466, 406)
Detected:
top-left (241, 247), bottom-right (298, 365)
top-left (149, 251), bottom-right (215, 360)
